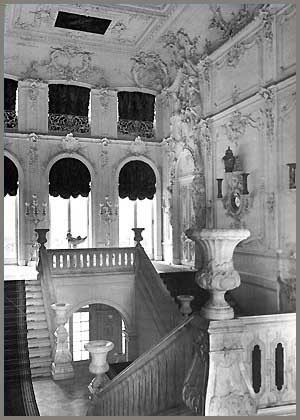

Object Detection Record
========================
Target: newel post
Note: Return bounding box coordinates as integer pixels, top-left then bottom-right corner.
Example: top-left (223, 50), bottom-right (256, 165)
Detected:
top-left (51, 303), bottom-right (74, 380)
top-left (182, 228), bottom-right (257, 416)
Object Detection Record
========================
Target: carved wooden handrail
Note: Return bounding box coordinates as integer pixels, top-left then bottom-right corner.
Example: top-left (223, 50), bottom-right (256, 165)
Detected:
top-left (134, 246), bottom-right (182, 336)
top-left (47, 247), bottom-right (135, 274)
top-left (88, 316), bottom-right (195, 416)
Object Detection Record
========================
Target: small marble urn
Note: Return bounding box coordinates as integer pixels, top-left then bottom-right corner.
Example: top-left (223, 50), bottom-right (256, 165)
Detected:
top-left (85, 340), bottom-right (114, 394)
top-left (51, 303), bottom-right (74, 380)
top-left (186, 228), bottom-right (250, 320)
top-left (132, 227), bottom-right (145, 247)
top-left (177, 295), bottom-right (194, 317)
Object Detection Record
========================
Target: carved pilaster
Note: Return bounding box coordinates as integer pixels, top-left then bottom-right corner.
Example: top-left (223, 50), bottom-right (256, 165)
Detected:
top-left (155, 89), bottom-right (172, 139)
top-left (18, 79), bottom-right (48, 132)
top-left (90, 88), bottom-right (117, 138)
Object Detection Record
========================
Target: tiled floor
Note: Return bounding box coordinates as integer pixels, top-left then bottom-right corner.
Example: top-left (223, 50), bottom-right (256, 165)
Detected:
top-left (33, 362), bottom-right (94, 416)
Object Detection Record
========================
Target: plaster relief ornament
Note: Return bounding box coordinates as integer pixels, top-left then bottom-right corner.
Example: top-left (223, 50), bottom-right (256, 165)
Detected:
top-left (130, 136), bottom-right (148, 156)
top-left (131, 51), bottom-right (169, 92)
top-left (28, 133), bottom-right (39, 172)
top-left (259, 86), bottom-right (275, 148)
top-left (196, 118), bottom-right (212, 156)
top-left (222, 110), bottom-right (257, 145)
top-left (41, 45), bottom-right (108, 87)
top-left (61, 133), bottom-right (81, 153)
top-left (99, 138), bottom-right (110, 168)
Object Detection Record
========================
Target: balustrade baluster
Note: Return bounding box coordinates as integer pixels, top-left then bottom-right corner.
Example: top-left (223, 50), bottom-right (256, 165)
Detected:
top-left (66, 254), bottom-right (70, 268)
top-left (117, 251), bottom-right (122, 266)
top-left (93, 253), bottom-right (96, 267)
top-left (72, 253), bottom-right (77, 268)
top-left (62, 253), bottom-right (68, 269)
top-left (52, 254), bottom-right (56, 269)
top-left (86, 252), bottom-right (90, 267)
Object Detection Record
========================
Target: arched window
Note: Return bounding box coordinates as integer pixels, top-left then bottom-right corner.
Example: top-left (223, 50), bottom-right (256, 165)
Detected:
top-left (4, 78), bottom-right (18, 129)
top-left (118, 160), bottom-right (156, 258)
top-left (48, 84), bottom-right (90, 134)
top-left (117, 91), bottom-right (155, 139)
top-left (4, 156), bottom-right (19, 263)
top-left (49, 158), bottom-right (91, 248)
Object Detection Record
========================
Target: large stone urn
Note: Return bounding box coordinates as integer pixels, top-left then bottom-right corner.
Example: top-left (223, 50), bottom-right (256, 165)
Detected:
top-left (186, 228), bottom-right (250, 320)
top-left (85, 340), bottom-right (114, 394)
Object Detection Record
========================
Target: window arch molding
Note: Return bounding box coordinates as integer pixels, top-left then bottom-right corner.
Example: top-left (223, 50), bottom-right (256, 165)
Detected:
top-left (116, 86), bottom-right (157, 96)
top-left (4, 74), bottom-right (19, 81)
top-left (4, 150), bottom-right (25, 264)
top-left (48, 80), bottom-right (93, 89)
top-left (114, 155), bottom-right (162, 260)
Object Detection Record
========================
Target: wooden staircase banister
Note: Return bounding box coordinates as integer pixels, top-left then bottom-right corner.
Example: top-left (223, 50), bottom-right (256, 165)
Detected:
top-left (134, 246), bottom-right (182, 336)
top-left (87, 315), bottom-right (196, 416)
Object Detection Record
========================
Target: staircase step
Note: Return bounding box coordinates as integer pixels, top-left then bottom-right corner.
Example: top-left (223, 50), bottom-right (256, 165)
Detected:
top-left (25, 279), bottom-right (41, 286)
top-left (29, 347), bottom-right (52, 358)
top-left (25, 285), bottom-right (42, 292)
top-left (26, 291), bottom-right (43, 299)
top-left (27, 329), bottom-right (50, 339)
top-left (30, 356), bottom-right (52, 368)
top-left (27, 320), bottom-right (48, 330)
top-left (26, 312), bottom-right (46, 321)
top-left (26, 298), bottom-right (44, 306)
top-left (26, 305), bottom-right (45, 313)
top-left (28, 337), bottom-right (51, 348)
top-left (31, 366), bottom-right (51, 378)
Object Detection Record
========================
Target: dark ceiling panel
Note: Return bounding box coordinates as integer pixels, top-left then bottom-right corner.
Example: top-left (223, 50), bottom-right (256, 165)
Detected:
top-left (55, 11), bottom-right (112, 35)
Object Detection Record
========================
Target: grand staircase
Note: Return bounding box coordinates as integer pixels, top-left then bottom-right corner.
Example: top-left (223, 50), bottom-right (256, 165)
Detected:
top-left (25, 278), bottom-right (52, 378)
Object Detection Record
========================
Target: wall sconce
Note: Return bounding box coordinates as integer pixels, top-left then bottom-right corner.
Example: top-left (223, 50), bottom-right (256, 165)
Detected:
top-left (216, 173), bottom-right (250, 198)
top-left (24, 194), bottom-right (47, 263)
top-left (25, 194), bottom-right (47, 226)
top-left (241, 173), bottom-right (249, 195)
top-left (286, 163), bottom-right (296, 189)
top-left (216, 179), bottom-right (223, 198)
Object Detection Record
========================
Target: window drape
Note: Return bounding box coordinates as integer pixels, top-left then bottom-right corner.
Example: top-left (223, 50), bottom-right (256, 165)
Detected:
top-left (48, 84), bottom-right (90, 116)
top-left (118, 92), bottom-right (155, 122)
top-left (4, 79), bottom-right (18, 111)
top-left (119, 161), bottom-right (156, 200)
top-left (49, 158), bottom-right (91, 199)
top-left (4, 156), bottom-right (18, 197)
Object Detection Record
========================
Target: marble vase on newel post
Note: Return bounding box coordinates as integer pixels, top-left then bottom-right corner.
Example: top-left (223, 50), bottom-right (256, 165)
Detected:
top-left (51, 303), bottom-right (74, 380)
top-left (186, 228), bottom-right (250, 320)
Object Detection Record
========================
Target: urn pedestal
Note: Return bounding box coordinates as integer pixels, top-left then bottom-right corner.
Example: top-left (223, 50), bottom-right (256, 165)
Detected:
top-left (51, 303), bottom-right (74, 380)
top-left (186, 228), bottom-right (250, 320)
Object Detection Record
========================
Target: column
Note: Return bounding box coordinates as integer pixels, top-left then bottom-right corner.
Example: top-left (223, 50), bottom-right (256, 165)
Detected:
top-left (90, 88), bottom-right (118, 138)
top-left (18, 79), bottom-right (48, 132)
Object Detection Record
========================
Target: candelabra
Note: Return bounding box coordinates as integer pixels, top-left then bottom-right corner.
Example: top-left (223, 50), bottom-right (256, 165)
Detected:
top-left (99, 196), bottom-right (118, 246)
top-left (25, 194), bottom-right (47, 263)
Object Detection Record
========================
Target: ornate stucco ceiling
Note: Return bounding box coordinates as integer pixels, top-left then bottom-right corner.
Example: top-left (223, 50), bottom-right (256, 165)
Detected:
top-left (5, 3), bottom-right (268, 55)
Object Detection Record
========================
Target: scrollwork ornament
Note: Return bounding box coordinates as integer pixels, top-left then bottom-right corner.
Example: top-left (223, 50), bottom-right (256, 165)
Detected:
top-left (99, 137), bottom-right (110, 168)
top-left (129, 136), bottom-right (148, 156)
top-left (61, 133), bottom-right (81, 153)
top-left (259, 87), bottom-right (275, 148)
top-left (222, 110), bottom-right (257, 146)
top-left (28, 133), bottom-right (39, 172)
top-left (131, 51), bottom-right (169, 92)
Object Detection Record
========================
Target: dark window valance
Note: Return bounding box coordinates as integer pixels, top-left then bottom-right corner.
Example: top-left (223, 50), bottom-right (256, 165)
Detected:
top-left (119, 160), bottom-right (156, 200)
top-left (48, 84), bottom-right (90, 116)
top-left (4, 156), bottom-right (18, 197)
top-left (49, 158), bottom-right (91, 199)
top-left (4, 79), bottom-right (18, 111)
top-left (118, 92), bottom-right (155, 122)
